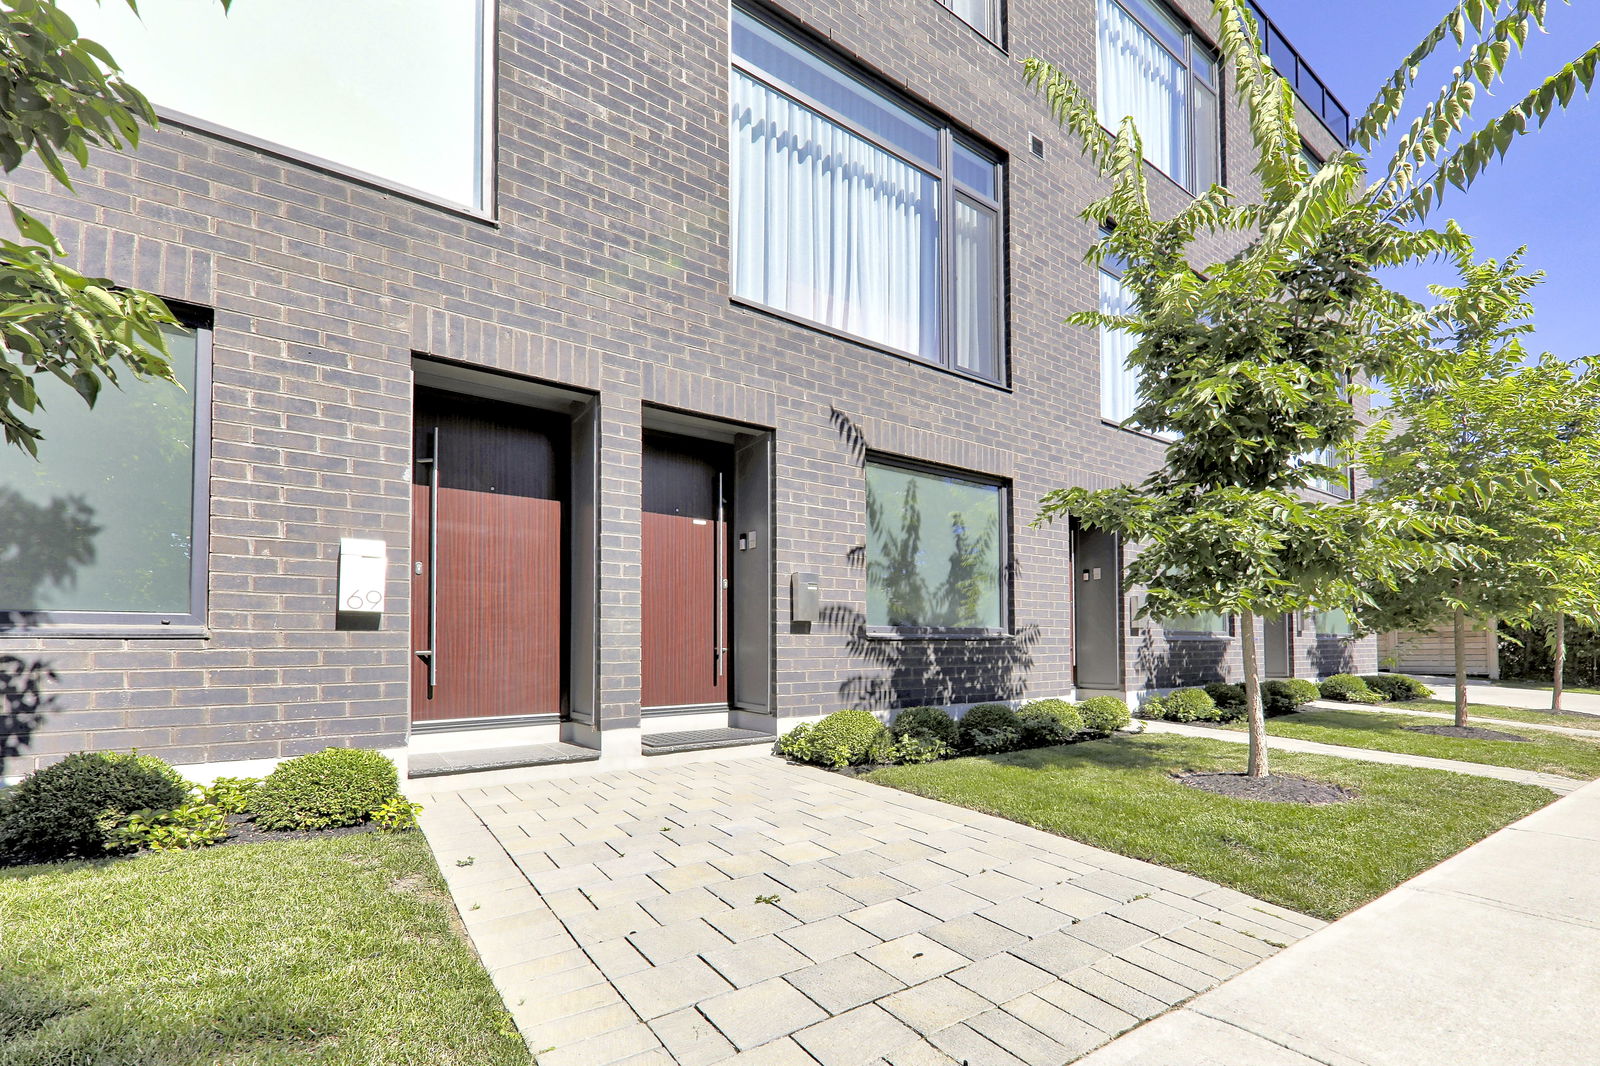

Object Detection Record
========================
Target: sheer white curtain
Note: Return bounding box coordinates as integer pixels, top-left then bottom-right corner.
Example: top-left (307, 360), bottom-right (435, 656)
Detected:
top-left (732, 71), bottom-right (939, 357)
top-left (1097, 0), bottom-right (1186, 182)
top-left (949, 0), bottom-right (994, 38)
top-left (953, 197), bottom-right (997, 379)
top-left (1099, 269), bottom-right (1139, 422)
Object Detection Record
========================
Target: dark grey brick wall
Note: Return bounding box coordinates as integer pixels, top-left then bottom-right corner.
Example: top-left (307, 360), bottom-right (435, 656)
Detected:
top-left (0, 0), bottom-right (1369, 775)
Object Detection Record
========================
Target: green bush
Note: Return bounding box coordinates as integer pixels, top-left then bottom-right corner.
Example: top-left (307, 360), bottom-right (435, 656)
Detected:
top-left (777, 710), bottom-right (888, 769)
top-left (1021, 698), bottom-right (1084, 740)
top-left (196, 776), bottom-right (261, 815)
top-left (1076, 696), bottom-right (1131, 736)
top-left (877, 734), bottom-right (951, 765)
top-left (1319, 673), bottom-right (1384, 704)
top-left (1141, 687), bottom-right (1218, 723)
top-left (1263, 678), bottom-right (1321, 716)
top-left (1203, 682), bottom-right (1246, 711)
top-left (247, 747), bottom-right (400, 831)
top-left (1361, 673), bottom-right (1433, 701)
top-left (103, 802), bottom-right (229, 852)
top-left (958, 703), bottom-right (1023, 754)
top-left (889, 706), bottom-right (959, 749)
top-left (371, 796), bottom-right (424, 833)
top-left (0, 751), bottom-right (190, 862)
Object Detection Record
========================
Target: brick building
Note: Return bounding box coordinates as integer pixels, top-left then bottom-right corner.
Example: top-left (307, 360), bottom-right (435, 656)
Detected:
top-left (0, 0), bottom-right (1372, 781)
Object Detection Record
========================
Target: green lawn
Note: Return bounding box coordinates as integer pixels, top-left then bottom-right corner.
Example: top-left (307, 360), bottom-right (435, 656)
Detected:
top-left (1388, 698), bottom-right (1600, 732)
top-left (865, 734), bottom-right (1551, 920)
top-left (1254, 709), bottom-right (1600, 779)
top-left (0, 832), bottom-right (529, 1066)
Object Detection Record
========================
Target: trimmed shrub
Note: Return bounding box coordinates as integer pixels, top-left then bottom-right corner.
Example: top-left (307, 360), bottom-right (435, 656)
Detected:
top-left (1262, 678), bottom-right (1321, 716)
top-left (1016, 703), bottom-right (1076, 749)
top-left (1203, 683), bottom-right (1246, 711)
top-left (196, 776), bottom-right (261, 815)
top-left (1319, 673), bottom-right (1383, 704)
top-left (777, 710), bottom-right (888, 769)
top-left (1076, 696), bottom-right (1131, 736)
top-left (878, 734), bottom-right (951, 765)
top-left (1021, 699), bottom-right (1085, 739)
top-left (247, 747), bottom-right (400, 831)
top-left (1141, 687), bottom-right (1217, 723)
top-left (958, 703), bottom-right (1023, 755)
top-left (0, 751), bottom-right (190, 862)
top-left (1361, 673), bottom-right (1433, 701)
top-left (889, 706), bottom-right (959, 749)
top-left (371, 797), bottom-right (425, 832)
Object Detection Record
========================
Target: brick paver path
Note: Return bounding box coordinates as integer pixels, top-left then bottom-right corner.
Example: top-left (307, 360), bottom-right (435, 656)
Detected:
top-left (419, 755), bottom-right (1321, 1066)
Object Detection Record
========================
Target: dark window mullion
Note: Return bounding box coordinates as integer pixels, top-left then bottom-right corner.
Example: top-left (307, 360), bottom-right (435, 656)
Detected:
top-left (939, 128), bottom-right (956, 372)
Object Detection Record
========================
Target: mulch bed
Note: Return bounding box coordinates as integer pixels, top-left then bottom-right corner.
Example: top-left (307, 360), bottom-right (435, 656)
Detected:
top-left (1403, 724), bottom-right (1531, 743)
top-left (1177, 772), bottom-right (1355, 805)
top-left (218, 813), bottom-right (382, 847)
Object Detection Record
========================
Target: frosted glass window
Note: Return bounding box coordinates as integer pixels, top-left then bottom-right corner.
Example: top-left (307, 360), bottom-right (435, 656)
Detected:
top-left (1161, 611), bottom-right (1231, 637)
top-left (866, 461), bottom-right (1004, 631)
top-left (61, 0), bottom-right (489, 209)
top-left (0, 324), bottom-right (206, 624)
top-left (1312, 608), bottom-right (1354, 637)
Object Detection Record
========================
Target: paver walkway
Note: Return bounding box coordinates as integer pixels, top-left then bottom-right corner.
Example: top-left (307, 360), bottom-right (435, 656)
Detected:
top-left (417, 755), bottom-right (1322, 1066)
top-left (1140, 719), bottom-right (1584, 794)
top-left (1077, 777), bottom-right (1600, 1065)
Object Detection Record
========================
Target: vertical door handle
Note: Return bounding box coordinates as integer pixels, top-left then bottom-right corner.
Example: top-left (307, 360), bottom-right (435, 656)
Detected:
top-left (415, 427), bottom-right (439, 689)
top-left (715, 471), bottom-right (726, 679)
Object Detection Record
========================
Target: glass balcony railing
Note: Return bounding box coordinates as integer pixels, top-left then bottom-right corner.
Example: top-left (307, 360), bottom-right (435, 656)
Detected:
top-left (1248, 2), bottom-right (1350, 145)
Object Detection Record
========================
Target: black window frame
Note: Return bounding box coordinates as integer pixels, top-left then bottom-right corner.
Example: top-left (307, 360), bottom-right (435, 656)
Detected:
top-left (1097, 0), bottom-right (1222, 194)
top-left (0, 306), bottom-right (212, 636)
top-left (862, 453), bottom-right (1012, 639)
top-left (730, 4), bottom-right (1008, 386)
top-left (935, 0), bottom-right (1005, 47)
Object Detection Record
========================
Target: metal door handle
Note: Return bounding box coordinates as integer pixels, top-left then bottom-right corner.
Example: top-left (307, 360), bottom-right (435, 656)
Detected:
top-left (415, 427), bottom-right (439, 689)
top-left (715, 471), bottom-right (726, 680)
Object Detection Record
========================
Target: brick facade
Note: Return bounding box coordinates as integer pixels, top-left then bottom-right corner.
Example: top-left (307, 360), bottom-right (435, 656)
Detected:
top-left (0, 0), bottom-right (1365, 776)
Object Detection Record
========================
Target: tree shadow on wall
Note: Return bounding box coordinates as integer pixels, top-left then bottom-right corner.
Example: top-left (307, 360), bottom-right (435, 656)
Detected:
top-left (1133, 631), bottom-right (1231, 694)
top-left (0, 487), bottom-right (98, 776)
top-left (1306, 639), bottom-right (1358, 678)
top-left (833, 456), bottom-right (1037, 708)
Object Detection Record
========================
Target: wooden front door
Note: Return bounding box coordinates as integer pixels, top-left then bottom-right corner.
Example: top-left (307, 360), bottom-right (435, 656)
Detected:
top-left (411, 388), bottom-right (565, 724)
top-left (641, 435), bottom-right (731, 710)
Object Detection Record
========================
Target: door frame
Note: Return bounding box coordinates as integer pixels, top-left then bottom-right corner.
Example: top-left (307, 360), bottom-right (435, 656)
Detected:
top-left (409, 358), bottom-right (598, 735)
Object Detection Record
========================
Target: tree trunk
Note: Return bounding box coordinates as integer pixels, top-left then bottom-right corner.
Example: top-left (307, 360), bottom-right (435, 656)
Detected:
top-left (1242, 607), bottom-right (1269, 778)
top-left (1454, 604), bottom-right (1469, 728)
top-left (1553, 613), bottom-right (1567, 713)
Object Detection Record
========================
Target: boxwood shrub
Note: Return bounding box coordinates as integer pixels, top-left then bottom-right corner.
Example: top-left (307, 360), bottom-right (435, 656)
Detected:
top-left (1141, 687), bottom-right (1218, 723)
top-left (778, 710), bottom-right (888, 769)
top-left (247, 747), bottom-right (400, 831)
top-left (1361, 673), bottom-right (1433, 701)
top-left (1016, 699), bottom-right (1082, 748)
top-left (889, 706), bottom-right (959, 749)
top-left (958, 703), bottom-right (1022, 754)
top-left (0, 751), bottom-right (190, 862)
top-left (1076, 696), bottom-right (1131, 736)
top-left (1263, 678), bottom-right (1321, 716)
top-left (1203, 682), bottom-right (1246, 711)
top-left (1319, 673), bottom-right (1384, 704)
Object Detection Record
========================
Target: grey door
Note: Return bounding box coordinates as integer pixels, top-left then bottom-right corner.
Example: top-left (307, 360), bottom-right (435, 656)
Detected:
top-left (1264, 614), bottom-right (1292, 678)
top-left (1073, 528), bottom-right (1122, 690)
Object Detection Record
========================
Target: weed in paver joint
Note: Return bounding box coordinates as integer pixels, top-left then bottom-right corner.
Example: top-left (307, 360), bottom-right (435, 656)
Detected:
top-left (456, 856), bottom-right (475, 867)
top-left (755, 894), bottom-right (781, 905)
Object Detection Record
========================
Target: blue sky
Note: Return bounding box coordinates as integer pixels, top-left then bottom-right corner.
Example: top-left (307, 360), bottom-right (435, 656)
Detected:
top-left (1265, 0), bottom-right (1600, 361)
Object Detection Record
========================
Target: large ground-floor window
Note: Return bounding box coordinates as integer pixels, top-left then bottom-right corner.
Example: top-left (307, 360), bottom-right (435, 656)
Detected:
top-left (0, 321), bottom-right (209, 627)
top-left (865, 457), bottom-right (1006, 635)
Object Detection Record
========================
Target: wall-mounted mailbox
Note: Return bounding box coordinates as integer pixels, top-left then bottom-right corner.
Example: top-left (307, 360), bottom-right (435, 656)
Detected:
top-left (338, 538), bottom-right (388, 615)
top-left (791, 571), bottom-right (820, 624)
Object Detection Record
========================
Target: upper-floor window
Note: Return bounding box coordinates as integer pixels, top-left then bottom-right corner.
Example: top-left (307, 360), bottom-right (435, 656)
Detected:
top-left (1097, 0), bottom-right (1220, 193)
top-left (61, 0), bottom-right (491, 211)
top-left (731, 7), bottom-right (1005, 382)
top-left (938, 0), bottom-right (1003, 43)
top-left (1098, 258), bottom-right (1140, 424)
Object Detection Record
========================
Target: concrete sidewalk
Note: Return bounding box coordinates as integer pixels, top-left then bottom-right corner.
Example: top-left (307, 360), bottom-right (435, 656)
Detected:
top-left (1140, 719), bottom-right (1583, 794)
top-left (1416, 676), bottom-right (1600, 715)
top-left (1077, 778), bottom-right (1600, 1066)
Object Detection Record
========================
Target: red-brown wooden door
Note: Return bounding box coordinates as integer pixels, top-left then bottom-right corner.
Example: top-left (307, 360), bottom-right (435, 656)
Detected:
top-left (641, 435), bottom-right (732, 710)
top-left (411, 389), bottom-right (565, 724)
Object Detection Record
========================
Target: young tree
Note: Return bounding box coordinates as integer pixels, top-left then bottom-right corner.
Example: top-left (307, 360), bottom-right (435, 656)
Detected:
top-left (0, 0), bottom-right (231, 456)
top-left (1358, 256), bottom-right (1571, 726)
top-left (1024, 0), bottom-right (1599, 775)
